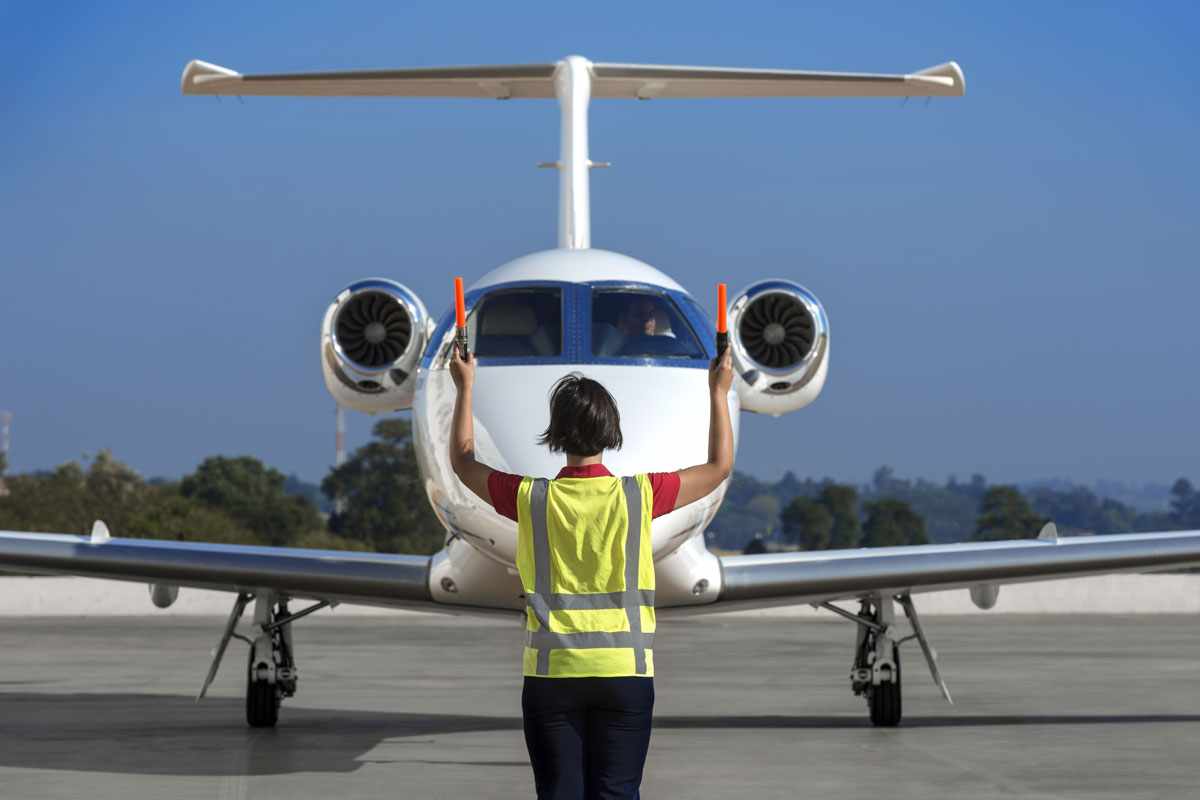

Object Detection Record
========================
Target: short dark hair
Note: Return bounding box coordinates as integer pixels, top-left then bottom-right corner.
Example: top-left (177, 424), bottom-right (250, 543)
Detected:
top-left (537, 373), bottom-right (623, 456)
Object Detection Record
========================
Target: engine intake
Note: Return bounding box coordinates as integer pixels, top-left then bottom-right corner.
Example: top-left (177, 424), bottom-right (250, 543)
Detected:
top-left (738, 291), bottom-right (816, 369)
top-left (321, 279), bottom-right (430, 413)
top-left (729, 280), bottom-right (830, 416)
top-left (335, 291), bottom-right (413, 369)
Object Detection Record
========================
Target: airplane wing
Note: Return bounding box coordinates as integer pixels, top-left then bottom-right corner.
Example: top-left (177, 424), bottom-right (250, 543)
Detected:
top-left (180, 59), bottom-right (964, 99)
top-left (0, 527), bottom-right (435, 611)
top-left (703, 527), bottom-right (1200, 614)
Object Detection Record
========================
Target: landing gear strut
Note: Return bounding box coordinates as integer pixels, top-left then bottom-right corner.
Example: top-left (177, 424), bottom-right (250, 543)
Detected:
top-left (819, 592), bottom-right (951, 727)
top-left (198, 591), bottom-right (332, 728)
top-left (849, 597), bottom-right (902, 726)
top-left (245, 594), bottom-right (297, 728)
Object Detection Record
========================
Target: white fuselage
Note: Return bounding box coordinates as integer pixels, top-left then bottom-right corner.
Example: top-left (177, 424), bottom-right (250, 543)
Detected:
top-left (409, 248), bottom-right (738, 611)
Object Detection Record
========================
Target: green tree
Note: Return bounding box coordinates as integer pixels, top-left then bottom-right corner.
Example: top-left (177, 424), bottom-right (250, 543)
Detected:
top-left (322, 418), bottom-right (444, 554)
top-left (780, 497), bottom-right (834, 550)
top-left (0, 452), bottom-right (262, 544)
top-left (742, 537), bottom-right (768, 555)
top-left (1170, 479), bottom-right (1198, 527)
top-left (974, 485), bottom-right (1044, 541)
top-left (0, 450), bottom-right (7, 477)
top-left (818, 483), bottom-right (860, 548)
top-left (180, 456), bottom-right (323, 547)
top-left (746, 493), bottom-right (781, 538)
top-left (861, 499), bottom-right (928, 547)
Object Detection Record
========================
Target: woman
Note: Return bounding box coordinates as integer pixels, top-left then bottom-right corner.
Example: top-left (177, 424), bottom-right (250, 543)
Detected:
top-left (449, 344), bottom-right (734, 799)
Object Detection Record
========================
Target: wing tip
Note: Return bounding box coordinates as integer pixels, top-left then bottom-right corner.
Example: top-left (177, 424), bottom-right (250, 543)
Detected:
top-left (914, 60), bottom-right (966, 96)
top-left (181, 59), bottom-right (241, 95)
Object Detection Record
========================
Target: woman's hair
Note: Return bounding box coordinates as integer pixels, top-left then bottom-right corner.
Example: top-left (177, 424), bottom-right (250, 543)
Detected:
top-left (537, 373), bottom-right (623, 456)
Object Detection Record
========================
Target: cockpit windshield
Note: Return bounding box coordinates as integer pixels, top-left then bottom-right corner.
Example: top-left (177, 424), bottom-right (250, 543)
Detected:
top-left (470, 288), bottom-right (562, 357)
top-left (591, 290), bottom-right (705, 359)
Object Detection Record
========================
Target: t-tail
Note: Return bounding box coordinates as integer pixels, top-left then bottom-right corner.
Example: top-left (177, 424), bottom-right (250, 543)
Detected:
top-left (181, 56), bottom-right (965, 250)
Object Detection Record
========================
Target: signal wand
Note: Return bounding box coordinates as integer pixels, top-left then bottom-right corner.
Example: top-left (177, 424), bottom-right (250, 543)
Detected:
top-left (454, 276), bottom-right (469, 359)
top-left (716, 282), bottom-right (728, 356)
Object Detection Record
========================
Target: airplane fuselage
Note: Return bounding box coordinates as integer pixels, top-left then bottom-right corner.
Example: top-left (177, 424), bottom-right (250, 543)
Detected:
top-left (410, 249), bottom-right (738, 611)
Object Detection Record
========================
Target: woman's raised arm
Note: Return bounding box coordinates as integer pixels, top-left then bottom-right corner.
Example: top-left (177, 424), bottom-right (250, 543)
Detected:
top-left (448, 347), bottom-right (495, 504)
top-left (674, 347), bottom-right (734, 509)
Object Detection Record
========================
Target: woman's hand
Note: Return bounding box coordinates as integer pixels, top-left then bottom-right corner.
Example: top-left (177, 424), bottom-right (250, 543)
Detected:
top-left (450, 346), bottom-right (475, 392)
top-left (709, 347), bottom-right (733, 395)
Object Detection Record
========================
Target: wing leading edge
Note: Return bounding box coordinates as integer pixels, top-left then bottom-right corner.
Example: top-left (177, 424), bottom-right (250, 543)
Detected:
top-left (709, 529), bottom-right (1200, 613)
top-left (0, 530), bottom-right (433, 610)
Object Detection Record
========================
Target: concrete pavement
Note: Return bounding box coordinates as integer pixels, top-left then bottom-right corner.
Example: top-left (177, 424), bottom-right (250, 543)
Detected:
top-left (0, 614), bottom-right (1197, 799)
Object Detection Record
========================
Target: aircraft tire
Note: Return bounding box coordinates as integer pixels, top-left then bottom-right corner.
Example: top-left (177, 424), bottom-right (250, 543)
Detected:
top-left (246, 651), bottom-right (280, 728)
top-left (868, 645), bottom-right (901, 727)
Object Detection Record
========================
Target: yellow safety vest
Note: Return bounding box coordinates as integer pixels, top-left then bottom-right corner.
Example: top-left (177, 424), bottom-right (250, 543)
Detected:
top-left (516, 473), bottom-right (655, 678)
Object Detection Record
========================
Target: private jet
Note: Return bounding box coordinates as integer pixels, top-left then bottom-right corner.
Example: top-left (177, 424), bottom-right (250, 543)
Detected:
top-left (3, 55), bottom-right (1197, 729)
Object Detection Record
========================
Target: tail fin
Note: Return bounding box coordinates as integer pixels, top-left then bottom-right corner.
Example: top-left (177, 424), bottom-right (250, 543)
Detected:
top-left (182, 55), bottom-right (965, 247)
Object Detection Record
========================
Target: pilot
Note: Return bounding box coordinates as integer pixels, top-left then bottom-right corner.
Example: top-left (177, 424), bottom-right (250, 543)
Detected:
top-left (448, 344), bottom-right (734, 800)
top-left (616, 295), bottom-right (663, 338)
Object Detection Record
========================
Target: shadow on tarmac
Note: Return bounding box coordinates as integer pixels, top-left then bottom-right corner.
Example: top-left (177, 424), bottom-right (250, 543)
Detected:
top-left (3, 692), bottom-right (1199, 776)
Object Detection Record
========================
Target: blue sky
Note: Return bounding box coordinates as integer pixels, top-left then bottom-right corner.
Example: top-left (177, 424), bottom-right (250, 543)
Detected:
top-left (1, 2), bottom-right (1197, 487)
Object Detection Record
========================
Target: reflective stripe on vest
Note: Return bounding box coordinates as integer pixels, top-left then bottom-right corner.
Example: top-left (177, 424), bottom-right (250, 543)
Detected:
top-left (525, 475), bottom-right (653, 676)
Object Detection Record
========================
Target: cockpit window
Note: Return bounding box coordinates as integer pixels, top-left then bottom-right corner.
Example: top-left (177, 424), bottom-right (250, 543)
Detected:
top-left (470, 288), bottom-right (562, 357)
top-left (591, 290), bottom-right (705, 358)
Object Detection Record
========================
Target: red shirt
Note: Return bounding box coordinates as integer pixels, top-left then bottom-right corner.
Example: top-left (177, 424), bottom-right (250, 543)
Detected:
top-left (487, 463), bottom-right (681, 522)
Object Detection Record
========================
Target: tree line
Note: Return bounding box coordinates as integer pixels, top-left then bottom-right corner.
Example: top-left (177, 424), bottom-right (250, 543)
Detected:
top-left (0, 419), bottom-right (445, 554)
top-left (712, 467), bottom-right (1200, 553)
top-left (2, 426), bottom-right (1197, 555)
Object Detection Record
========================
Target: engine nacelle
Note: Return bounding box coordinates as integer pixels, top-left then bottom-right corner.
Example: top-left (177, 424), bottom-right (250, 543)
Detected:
top-left (728, 280), bottom-right (830, 416)
top-left (321, 279), bottom-right (431, 413)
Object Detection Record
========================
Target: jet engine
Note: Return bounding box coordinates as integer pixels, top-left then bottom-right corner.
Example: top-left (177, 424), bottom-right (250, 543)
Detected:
top-left (320, 279), bottom-right (431, 413)
top-left (728, 280), bottom-right (830, 416)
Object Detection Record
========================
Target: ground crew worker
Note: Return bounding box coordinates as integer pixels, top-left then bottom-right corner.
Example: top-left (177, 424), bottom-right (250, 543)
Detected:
top-left (449, 345), bottom-right (734, 800)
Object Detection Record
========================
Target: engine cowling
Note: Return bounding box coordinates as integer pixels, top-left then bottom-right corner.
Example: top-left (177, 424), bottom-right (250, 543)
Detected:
top-left (728, 280), bottom-right (830, 416)
top-left (321, 279), bottom-right (430, 413)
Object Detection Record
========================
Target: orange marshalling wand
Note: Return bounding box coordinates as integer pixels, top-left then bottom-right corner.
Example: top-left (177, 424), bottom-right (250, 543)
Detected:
top-left (453, 276), bottom-right (469, 358)
top-left (716, 282), bottom-right (728, 355)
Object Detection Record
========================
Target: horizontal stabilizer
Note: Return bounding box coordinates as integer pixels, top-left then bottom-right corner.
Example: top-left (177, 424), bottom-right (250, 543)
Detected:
top-left (590, 61), bottom-right (965, 99)
top-left (181, 59), bottom-right (965, 99)
top-left (181, 60), bottom-right (558, 98)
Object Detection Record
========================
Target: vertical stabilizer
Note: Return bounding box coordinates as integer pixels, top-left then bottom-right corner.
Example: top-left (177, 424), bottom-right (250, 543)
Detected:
top-left (554, 56), bottom-right (593, 250)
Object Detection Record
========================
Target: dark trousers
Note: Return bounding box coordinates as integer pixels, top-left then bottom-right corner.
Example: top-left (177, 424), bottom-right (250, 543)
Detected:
top-left (522, 676), bottom-right (654, 800)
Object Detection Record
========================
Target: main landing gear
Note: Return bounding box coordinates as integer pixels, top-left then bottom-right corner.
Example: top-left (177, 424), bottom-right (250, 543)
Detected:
top-left (818, 593), bottom-right (952, 727)
top-left (198, 591), bottom-right (333, 727)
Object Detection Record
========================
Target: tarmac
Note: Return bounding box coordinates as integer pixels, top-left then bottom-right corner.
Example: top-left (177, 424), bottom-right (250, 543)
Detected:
top-left (1, 613), bottom-right (1198, 800)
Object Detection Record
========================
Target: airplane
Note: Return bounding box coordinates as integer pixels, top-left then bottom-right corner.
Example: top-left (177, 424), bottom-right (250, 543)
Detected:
top-left (3, 54), bottom-right (1199, 730)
